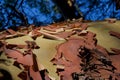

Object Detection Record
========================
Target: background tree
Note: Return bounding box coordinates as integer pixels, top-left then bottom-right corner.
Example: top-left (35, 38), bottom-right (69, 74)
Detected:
top-left (0, 0), bottom-right (120, 30)
top-left (52, 0), bottom-right (82, 20)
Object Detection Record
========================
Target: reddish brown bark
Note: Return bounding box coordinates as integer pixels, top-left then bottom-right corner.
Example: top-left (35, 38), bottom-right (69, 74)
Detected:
top-left (109, 31), bottom-right (120, 39)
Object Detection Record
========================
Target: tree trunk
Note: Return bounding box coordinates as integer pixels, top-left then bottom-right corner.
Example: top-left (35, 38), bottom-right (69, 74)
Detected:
top-left (115, 0), bottom-right (120, 10)
top-left (53, 0), bottom-right (82, 20)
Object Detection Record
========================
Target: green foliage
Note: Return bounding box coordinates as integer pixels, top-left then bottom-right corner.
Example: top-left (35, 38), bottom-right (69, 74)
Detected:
top-left (0, 0), bottom-right (62, 30)
top-left (4, 0), bottom-right (16, 3)
top-left (4, 0), bottom-right (16, 5)
top-left (39, 1), bottom-right (50, 14)
top-left (52, 5), bottom-right (59, 13)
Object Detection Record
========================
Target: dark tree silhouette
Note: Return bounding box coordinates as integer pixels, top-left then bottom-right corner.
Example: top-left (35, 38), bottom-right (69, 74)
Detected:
top-left (52, 0), bottom-right (82, 20)
top-left (114, 0), bottom-right (120, 10)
